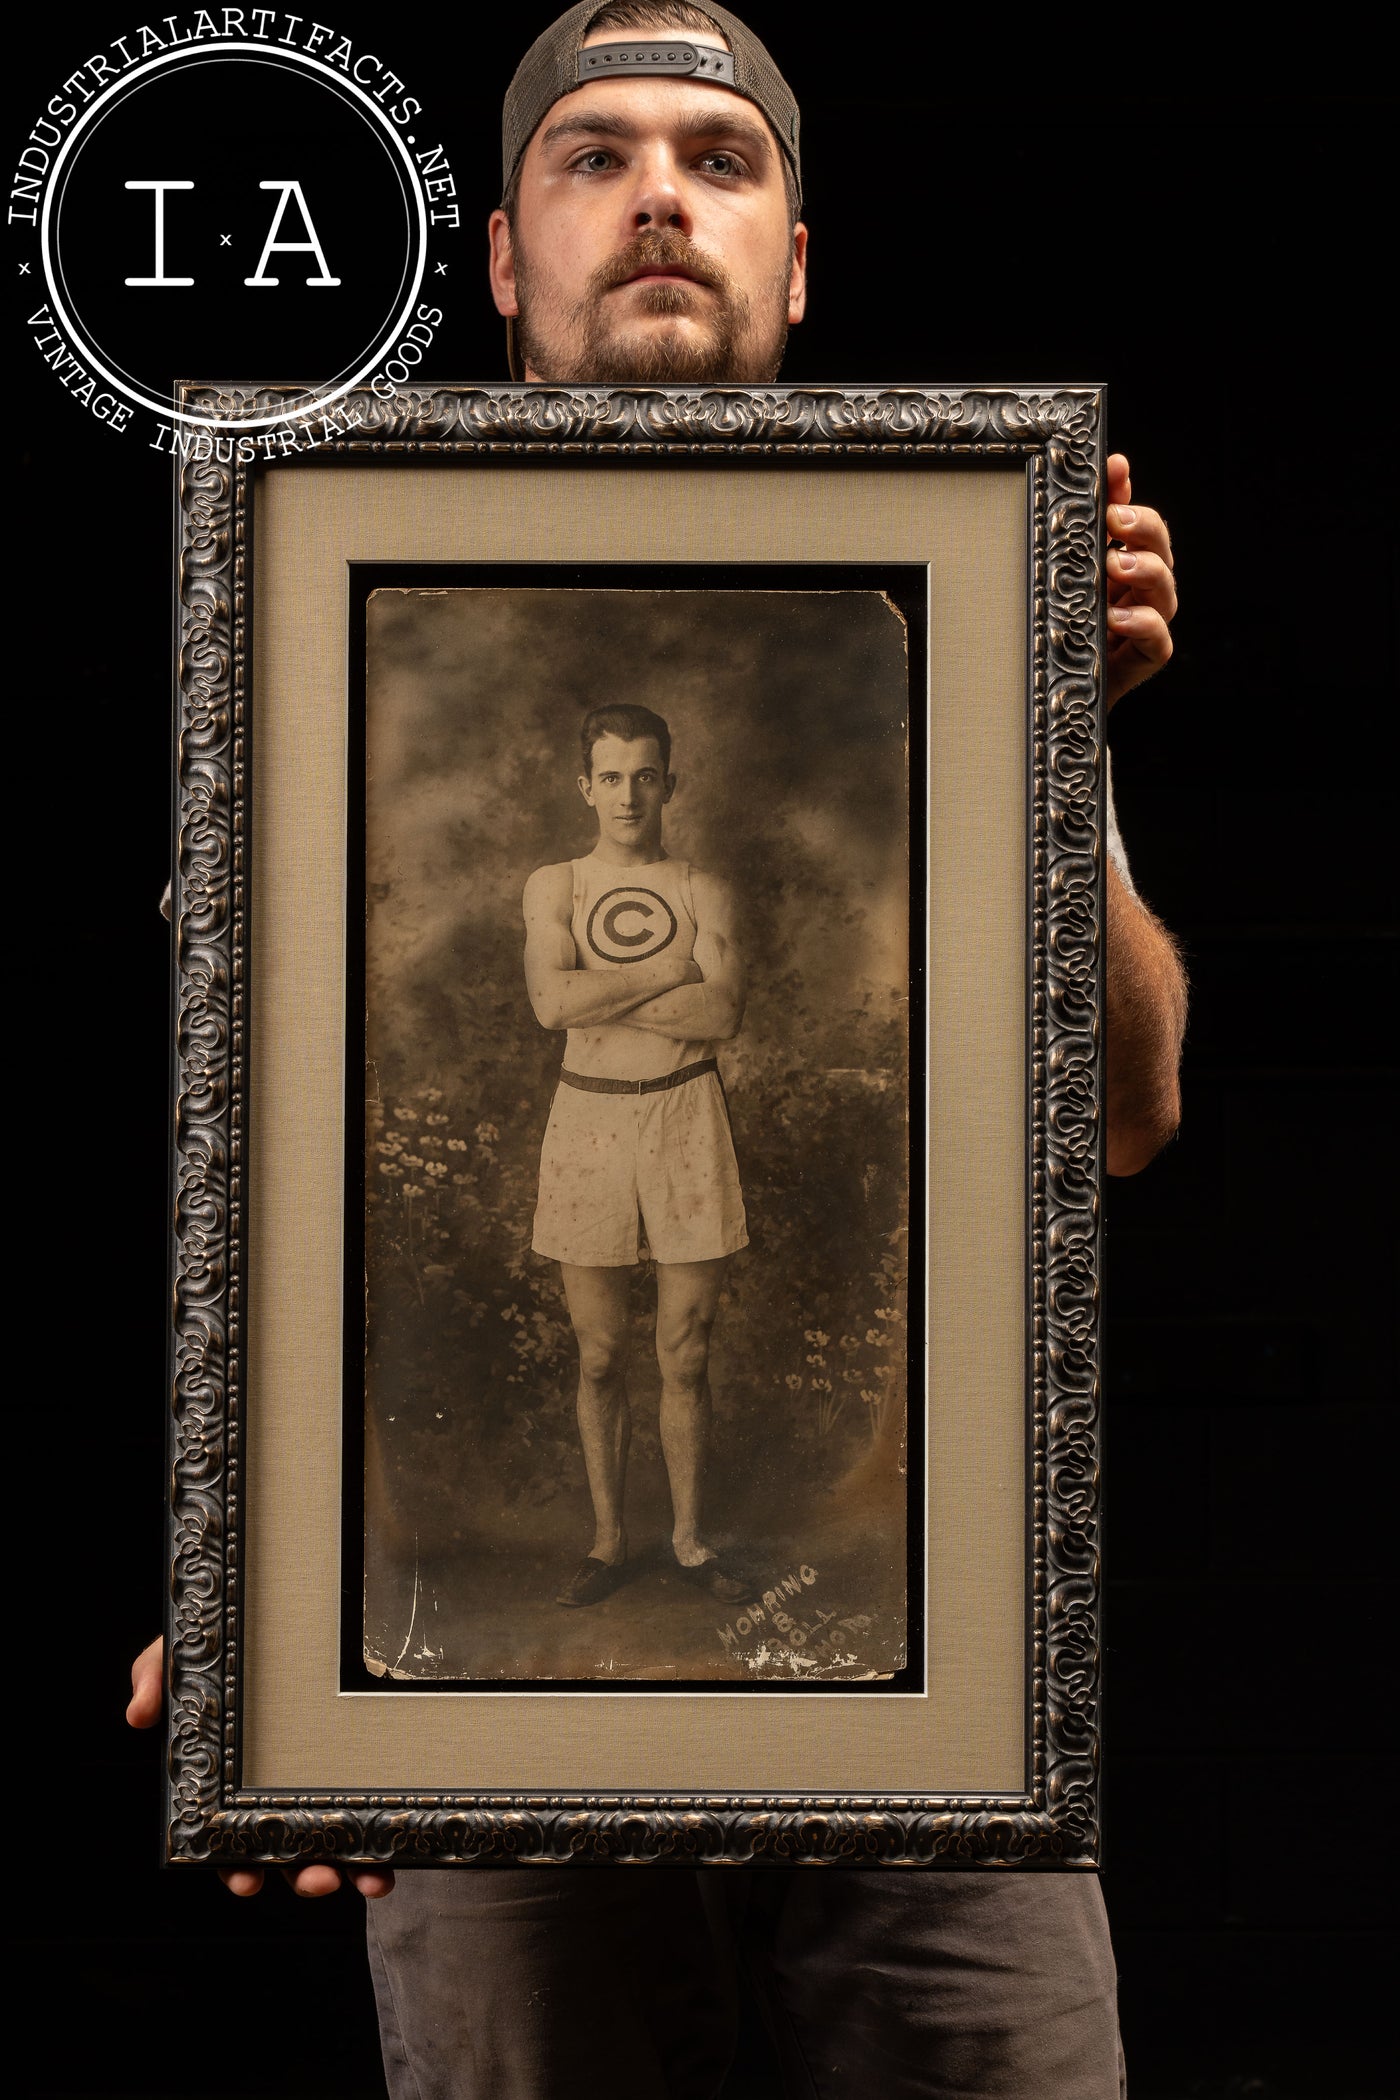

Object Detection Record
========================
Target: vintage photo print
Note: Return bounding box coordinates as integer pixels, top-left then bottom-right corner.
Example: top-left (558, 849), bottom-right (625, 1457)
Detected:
top-left (356, 574), bottom-right (918, 1688)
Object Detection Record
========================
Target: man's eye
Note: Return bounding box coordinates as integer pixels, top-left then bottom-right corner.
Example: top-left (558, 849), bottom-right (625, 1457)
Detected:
top-left (572, 149), bottom-right (617, 174)
top-left (699, 152), bottom-right (745, 177)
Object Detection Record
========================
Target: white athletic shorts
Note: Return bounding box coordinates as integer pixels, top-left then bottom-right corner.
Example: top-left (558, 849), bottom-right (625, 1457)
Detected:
top-left (531, 1069), bottom-right (748, 1268)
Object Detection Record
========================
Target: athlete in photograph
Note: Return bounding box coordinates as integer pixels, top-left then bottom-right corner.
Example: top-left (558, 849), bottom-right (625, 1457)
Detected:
top-left (524, 701), bottom-right (750, 1607)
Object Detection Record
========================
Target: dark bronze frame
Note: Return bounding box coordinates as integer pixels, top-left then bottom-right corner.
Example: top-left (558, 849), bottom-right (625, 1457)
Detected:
top-left (166, 380), bottom-right (1106, 1869)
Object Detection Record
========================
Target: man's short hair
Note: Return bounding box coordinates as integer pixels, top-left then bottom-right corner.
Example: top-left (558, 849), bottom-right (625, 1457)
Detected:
top-left (580, 704), bottom-right (672, 774)
top-left (585, 0), bottom-right (720, 37)
top-left (502, 3), bottom-right (801, 227)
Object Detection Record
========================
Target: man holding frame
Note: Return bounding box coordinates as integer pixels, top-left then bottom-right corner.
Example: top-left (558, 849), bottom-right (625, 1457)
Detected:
top-left (132, 3), bottom-right (1186, 2092)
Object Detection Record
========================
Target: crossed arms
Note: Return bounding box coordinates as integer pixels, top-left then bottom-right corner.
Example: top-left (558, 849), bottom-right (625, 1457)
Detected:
top-left (523, 863), bottom-right (745, 1042)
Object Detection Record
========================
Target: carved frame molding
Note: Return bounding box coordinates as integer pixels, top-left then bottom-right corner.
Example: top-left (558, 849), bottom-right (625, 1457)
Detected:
top-left (167, 382), bottom-right (1105, 1869)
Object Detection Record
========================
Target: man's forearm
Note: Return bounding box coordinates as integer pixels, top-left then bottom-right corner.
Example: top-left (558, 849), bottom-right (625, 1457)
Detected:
top-left (532, 955), bottom-right (701, 1031)
top-left (618, 977), bottom-right (742, 1042)
top-left (1105, 861), bottom-right (1187, 1175)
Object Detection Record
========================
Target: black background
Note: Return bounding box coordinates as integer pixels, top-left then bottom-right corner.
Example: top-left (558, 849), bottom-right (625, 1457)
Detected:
top-left (6, 7), bottom-right (1395, 2095)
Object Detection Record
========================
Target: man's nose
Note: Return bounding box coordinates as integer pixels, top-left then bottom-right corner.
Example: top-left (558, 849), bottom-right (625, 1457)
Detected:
top-left (626, 149), bottom-right (690, 235)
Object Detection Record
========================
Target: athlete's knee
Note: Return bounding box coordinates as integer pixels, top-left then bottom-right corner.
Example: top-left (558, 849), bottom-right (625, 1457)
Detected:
top-left (576, 1332), bottom-right (628, 1388)
top-left (656, 1327), bottom-right (711, 1392)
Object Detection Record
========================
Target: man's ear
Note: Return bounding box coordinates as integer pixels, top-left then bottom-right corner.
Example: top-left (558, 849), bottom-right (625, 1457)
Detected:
top-left (788, 221), bottom-right (809, 326)
top-left (489, 208), bottom-right (520, 319)
top-left (663, 773), bottom-right (677, 803)
top-left (577, 772), bottom-right (596, 806)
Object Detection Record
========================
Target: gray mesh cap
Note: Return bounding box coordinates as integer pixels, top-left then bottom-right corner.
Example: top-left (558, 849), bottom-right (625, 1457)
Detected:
top-left (501, 3), bottom-right (802, 205)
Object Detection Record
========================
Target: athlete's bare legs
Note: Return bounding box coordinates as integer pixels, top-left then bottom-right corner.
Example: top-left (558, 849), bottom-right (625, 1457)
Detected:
top-left (557, 1255), bottom-right (742, 1604)
top-left (655, 1257), bottom-right (728, 1567)
top-left (559, 1263), bottom-right (632, 1568)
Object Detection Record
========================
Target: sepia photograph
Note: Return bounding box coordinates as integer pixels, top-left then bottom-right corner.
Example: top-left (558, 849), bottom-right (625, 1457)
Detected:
top-left (358, 578), bottom-right (918, 1686)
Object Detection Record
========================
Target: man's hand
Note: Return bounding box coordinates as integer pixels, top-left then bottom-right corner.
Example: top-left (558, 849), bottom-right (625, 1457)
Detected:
top-left (128, 1638), bottom-right (395, 1899)
top-left (619, 872), bottom-right (745, 1041)
top-left (1098, 453), bottom-right (1187, 1171)
top-left (1106, 453), bottom-right (1177, 710)
top-left (126, 1634), bottom-right (166, 1730)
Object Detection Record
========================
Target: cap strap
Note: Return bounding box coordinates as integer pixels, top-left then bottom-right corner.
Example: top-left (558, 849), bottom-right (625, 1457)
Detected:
top-left (576, 41), bottom-right (736, 85)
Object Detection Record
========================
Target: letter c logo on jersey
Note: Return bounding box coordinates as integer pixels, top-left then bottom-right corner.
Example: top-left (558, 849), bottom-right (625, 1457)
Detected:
top-left (586, 887), bottom-right (679, 965)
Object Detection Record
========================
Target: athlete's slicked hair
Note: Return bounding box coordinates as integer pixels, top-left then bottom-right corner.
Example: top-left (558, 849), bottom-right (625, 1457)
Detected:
top-left (580, 704), bottom-right (672, 775)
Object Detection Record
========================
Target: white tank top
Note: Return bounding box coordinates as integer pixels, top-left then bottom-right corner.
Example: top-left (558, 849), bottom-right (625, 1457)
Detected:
top-left (564, 854), bottom-right (714, 1082)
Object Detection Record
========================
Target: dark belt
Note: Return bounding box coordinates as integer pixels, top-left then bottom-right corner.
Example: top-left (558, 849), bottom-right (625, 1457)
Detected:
top-left (558, 1057), bottom-right (718, 1097)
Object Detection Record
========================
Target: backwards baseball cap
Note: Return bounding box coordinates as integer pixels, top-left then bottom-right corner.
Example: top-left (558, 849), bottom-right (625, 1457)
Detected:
top-left (501, 3), bottom-right (802, 205)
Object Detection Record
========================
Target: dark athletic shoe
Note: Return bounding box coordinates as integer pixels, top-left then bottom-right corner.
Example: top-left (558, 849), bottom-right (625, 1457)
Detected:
top-left (676, 1556), bottom-right (749, 1604)
top-left (555, 1555), bottom-right (627, 1608)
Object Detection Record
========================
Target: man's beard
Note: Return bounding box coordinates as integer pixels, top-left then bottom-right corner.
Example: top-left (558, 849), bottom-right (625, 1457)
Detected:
top-left (513, 228), bottom-right (791, 384)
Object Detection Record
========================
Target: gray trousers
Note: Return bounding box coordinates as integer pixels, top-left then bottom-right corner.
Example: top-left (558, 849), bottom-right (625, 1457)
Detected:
top-left (367, 1868), bottom-right (1125, 2099)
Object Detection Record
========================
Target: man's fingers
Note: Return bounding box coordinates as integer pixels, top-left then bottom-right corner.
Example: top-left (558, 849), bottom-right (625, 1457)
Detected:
top-left (349, 1867), bottom-right (397, 1899)
top-left (286, 1863), bottom-right (349, 1898)
top-left (126, 1635), bottom-right (164, 1729)
top-left (216, 1860), bottom-right (388, 1898)
top-left (1108, 501), bottom-right (1173, 566)
top-left (219, 1867), bottom-right (267, 1897)
top-left (1107, 547), bottom-right (1178, 622)
top-left (1108, 604), bottom-right (1173, 660)
top-left (1104, 477), bottom-right (1178, 709)
top-left (1106, 608), bottom-right (1174, 708)
top-left (285, 1863), bottom-right (394, 1898)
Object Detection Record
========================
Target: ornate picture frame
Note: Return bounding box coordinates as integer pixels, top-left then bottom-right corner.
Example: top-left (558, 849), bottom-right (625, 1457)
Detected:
top-left (167, 380), bottom-right (1105, 1869)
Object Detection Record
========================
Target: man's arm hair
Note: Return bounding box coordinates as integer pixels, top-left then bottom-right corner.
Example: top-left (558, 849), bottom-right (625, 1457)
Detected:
top-left (522, 863), bottom-right (701, 1031)
top-left (617, 870), bottom-right (746, 1042)
top-left (1105, 860), bottom-right (1188, 1175)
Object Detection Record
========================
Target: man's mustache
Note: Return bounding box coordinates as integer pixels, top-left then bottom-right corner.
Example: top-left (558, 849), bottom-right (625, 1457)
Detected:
top-left (589, 232), bottom-right (726, 297)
